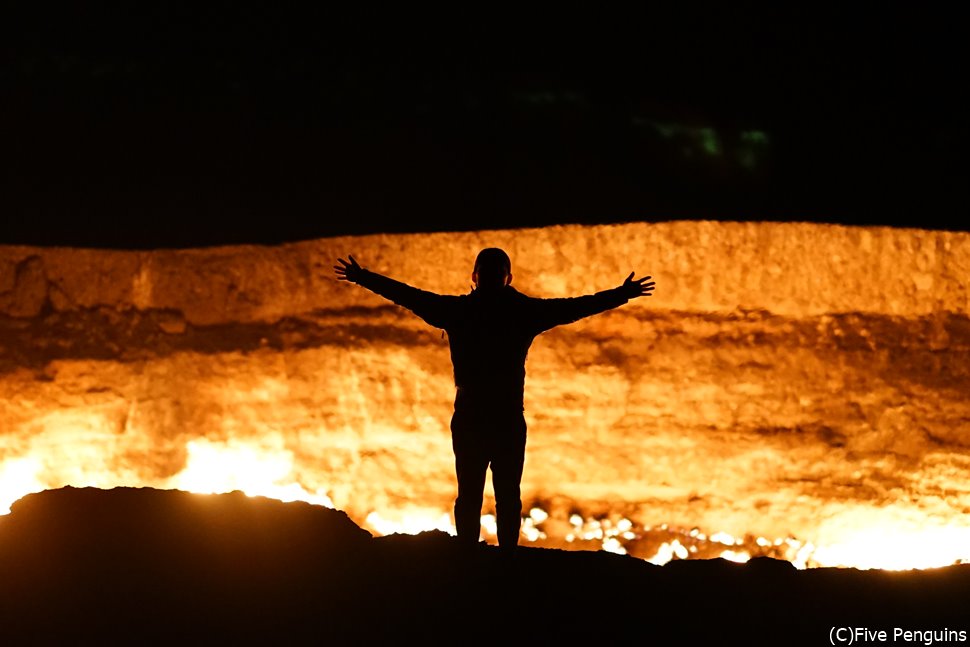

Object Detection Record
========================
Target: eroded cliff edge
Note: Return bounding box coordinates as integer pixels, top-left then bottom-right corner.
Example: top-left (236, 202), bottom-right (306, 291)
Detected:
top-left (1, 222), bottom-right (969, 563)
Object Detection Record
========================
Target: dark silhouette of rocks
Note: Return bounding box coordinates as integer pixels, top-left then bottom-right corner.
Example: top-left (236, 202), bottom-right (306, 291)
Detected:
top-left (2, 487), bottom-right (969, 645)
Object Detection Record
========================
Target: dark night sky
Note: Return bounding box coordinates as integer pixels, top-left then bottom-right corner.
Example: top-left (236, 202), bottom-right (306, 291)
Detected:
top-left (2, 3), bottom-right (966, 249)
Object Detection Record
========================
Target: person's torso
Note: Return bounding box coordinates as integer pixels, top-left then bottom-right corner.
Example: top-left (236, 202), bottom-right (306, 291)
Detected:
top-left (445, 287), bottom-right (539, 405)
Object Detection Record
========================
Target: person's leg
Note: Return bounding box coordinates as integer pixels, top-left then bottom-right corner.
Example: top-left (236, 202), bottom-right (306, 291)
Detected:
top-left (490, 413), bottom-right (527, 552)
top-left (451, 411), bottom-right (489, 547)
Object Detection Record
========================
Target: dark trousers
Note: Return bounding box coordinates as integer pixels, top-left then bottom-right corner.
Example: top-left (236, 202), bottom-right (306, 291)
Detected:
top-left (450, 403), bottom-right (527, 550)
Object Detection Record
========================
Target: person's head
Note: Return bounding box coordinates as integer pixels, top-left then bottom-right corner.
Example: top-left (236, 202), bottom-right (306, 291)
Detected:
top-left (472, 248), bottom-right (512, 290)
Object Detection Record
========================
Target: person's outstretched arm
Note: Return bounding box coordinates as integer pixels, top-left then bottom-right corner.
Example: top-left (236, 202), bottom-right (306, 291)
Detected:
top-left (335, 255), bottom-right (454, 329)
top-left (531, 272), bottom-right (655, 333)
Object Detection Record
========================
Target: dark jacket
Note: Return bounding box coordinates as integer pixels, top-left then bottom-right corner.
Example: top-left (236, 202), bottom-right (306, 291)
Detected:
top-left (356, 270), bottom-right (629, 410)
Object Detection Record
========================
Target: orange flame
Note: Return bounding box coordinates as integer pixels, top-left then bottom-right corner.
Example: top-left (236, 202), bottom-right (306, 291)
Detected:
top-left (2, 222), bottom-right (969, 572)
top-left (5, 443), bottom-right (970, 570)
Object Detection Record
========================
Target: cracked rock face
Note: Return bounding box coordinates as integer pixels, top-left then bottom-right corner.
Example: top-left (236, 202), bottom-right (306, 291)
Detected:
top-left (1, 221), bottom-right (969, 565)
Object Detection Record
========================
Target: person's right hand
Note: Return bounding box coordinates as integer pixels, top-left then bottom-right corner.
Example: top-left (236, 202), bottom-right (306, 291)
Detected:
top-left (334, 255), bottom-right (364, 283)
top-left (619, 272), bottom-right (655, 299)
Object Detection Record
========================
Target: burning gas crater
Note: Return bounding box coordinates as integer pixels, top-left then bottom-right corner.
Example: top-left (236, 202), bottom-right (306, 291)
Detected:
top-left (1, 221), bottom-right (969, 571)
top-left (0, 439), bottom-right (842, 567)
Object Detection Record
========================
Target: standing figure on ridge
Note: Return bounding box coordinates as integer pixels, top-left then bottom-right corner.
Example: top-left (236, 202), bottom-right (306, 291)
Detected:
top-left (335, 248), bottom-right (655, 554)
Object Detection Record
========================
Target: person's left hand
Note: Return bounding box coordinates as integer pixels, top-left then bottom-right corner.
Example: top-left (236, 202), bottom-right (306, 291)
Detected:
top-left (334, 255), bottom-right (364, 283)
top-left (620, 272), bottom-right (655, 299)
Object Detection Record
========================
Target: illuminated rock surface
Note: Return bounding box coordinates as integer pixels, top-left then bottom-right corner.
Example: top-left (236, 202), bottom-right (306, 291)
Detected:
top-left (1, 222), bottom-right (969, 568)
top-left (1, 487), bottom-right (968, 645)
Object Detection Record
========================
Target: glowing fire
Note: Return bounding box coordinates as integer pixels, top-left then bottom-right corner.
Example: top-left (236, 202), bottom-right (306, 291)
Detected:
top-left (2, 222), bottom-right (969, 572)
top-left (170, 439), bottom-right (335, 507)
top-left (365, 510), bottom-right (454, 536)
top-left (0, 458), bottom-right (45, 515)
top-left (5, 439), bottom-right (970, 571)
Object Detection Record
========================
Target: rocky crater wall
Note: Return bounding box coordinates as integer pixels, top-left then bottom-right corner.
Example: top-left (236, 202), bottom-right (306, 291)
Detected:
top-left (1, 221), bottom-right (968, 565)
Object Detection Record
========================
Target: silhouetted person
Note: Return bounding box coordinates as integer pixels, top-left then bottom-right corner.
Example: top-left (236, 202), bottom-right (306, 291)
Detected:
top-left (335, 248), bottom-right (654, 554)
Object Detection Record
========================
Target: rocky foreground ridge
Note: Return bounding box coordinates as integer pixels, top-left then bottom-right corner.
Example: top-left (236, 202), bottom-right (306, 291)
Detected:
top-left (1, 487), bottom-right (969, 645)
